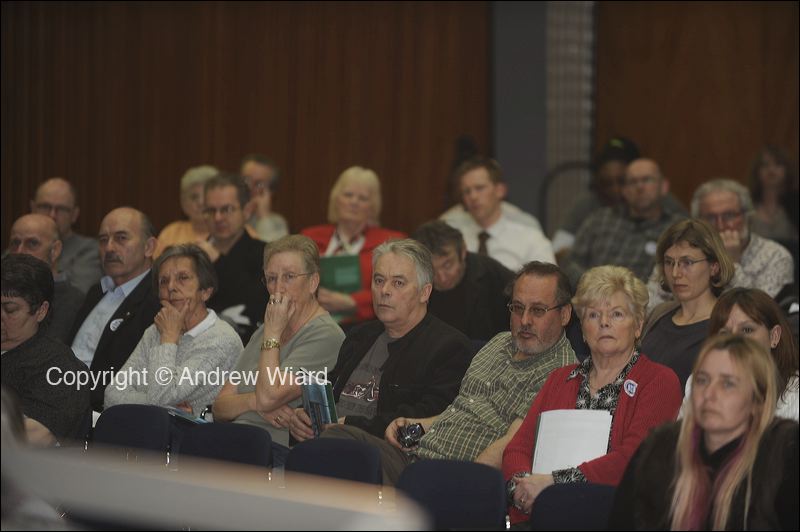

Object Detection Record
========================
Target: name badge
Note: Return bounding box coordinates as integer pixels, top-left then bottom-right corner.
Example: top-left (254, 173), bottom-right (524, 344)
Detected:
top-left (109, 318), bottom-right (124, 332)
top-left (623, 379), bottom-right (638, 397)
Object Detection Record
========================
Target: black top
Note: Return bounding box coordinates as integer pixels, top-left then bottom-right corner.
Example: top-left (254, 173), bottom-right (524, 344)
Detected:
top-left (207, 231), bottom-right (267, 343)
top-left (427, 252), bottom-right (514, 341)
top-left (331, 312), bottom-right (473, 437)
top-left (45, 279), bottom-right (85, 344)
top-left (68, 270), bottom-right (160, 412)
top-left (1, 333), bottom-right (90, 440)
top-left (609, 419), bottom-right (799, 531)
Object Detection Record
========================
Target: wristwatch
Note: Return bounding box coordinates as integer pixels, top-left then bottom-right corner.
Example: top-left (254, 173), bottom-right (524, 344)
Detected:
top-left (505, 471), bottom-right (532, 504)
top-left (261, 338), bottom-right (281, 350)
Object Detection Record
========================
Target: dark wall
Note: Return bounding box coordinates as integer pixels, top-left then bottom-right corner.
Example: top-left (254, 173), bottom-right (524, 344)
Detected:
top-left (1, 1), bottom-right (490, 247)
top-left (491, 1), bottom-right (547, 219)
top-left (595, 1), bottom-right (799, 206)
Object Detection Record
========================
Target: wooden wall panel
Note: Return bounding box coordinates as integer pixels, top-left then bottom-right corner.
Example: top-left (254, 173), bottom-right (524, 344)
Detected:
top-left (1, 1), bottom-right (489, 248)
top-left (595, 1), bottom-right (798, 207)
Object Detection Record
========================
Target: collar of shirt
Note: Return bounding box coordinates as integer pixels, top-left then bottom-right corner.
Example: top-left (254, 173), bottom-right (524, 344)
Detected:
top-left (326, 229), bottom-right (366, 256)
top-left (100, 269), bottom-right (150, 297)
top-left (567, 349), bottom-right (640, 385)
top-left (184, 309), bottom-right (217, 338)
top-left (509, 332), bottom-right (570, 367)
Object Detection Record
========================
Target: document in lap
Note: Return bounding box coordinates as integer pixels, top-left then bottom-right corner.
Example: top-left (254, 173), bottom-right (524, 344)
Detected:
top-left (302, 380), bottom-right (338, 438)
top-left (319, 255), bottom-right (361, 322)
top-left (531, 409), bottom-right (612, 473)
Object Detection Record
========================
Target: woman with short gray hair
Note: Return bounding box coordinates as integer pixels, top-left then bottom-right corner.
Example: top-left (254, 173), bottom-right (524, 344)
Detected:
top-left (105, 244), bottom-right (242, 414)
top-left (155, 165), bottom-right (218, 257)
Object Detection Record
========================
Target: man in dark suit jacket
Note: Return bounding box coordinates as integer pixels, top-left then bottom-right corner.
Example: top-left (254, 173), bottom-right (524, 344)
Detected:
top-left (413, 220), bottom-right (514, 341)
top-left (69, 207), bottom-right (160, 411)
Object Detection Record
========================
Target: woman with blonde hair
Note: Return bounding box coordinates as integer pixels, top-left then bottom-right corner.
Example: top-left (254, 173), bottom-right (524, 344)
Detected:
top-left (610, 335), bottom-right (799, 530)
top-left (301, 166), bottom-right (405, 324)
top-left (502, 265), bottom-right (682, 524)
top-left (641, 218), bottom-right (735, 388)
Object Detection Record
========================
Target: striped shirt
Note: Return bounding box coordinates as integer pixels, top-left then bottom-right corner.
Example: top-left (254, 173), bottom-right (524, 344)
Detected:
top-left (417, 332), bottom-right (576, 461)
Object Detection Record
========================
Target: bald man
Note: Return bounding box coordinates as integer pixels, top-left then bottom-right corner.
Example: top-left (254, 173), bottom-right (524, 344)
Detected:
top-left (67, 207), bottom-right (160, 411)
top-left (7, 214), bottom-right (85, 343)
top-left (563, 158), bottom-right (687, 285)
top-left (31, 177), bottom-right (102, 293)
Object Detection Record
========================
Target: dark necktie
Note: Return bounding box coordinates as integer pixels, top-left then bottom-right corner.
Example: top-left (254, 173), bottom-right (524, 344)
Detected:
top-left (478, 231), bottom-right (490, 256)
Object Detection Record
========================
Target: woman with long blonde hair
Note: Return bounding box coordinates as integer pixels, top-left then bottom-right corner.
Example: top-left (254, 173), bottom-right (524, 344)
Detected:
top-left (609, 335), bottom-right (798, 530)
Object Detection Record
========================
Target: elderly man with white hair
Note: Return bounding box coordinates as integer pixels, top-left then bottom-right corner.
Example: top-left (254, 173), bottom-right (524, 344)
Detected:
top-left (647, 178), bottom-right (794, 310)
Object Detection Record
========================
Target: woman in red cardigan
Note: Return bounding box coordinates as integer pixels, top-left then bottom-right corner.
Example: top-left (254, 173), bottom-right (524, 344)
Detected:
top-left (301, 166), bottom-right (405, 324)
top-left (502, 265), bottom-right (682, 525)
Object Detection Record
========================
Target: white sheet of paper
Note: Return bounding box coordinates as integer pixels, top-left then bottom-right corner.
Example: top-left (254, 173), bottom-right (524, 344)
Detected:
top-left (531, 409), bottom-right (612, 474)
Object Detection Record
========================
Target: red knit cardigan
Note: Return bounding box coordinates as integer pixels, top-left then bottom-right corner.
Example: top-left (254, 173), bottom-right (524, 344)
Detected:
top-left (502, 354), bottom-right (682, 524)
top-left (301, 224), bottom-right (406, 322)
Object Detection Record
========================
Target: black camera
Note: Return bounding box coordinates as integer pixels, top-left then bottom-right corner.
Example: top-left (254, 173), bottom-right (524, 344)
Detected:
top-left (397, 423), bottom-right (425, 448)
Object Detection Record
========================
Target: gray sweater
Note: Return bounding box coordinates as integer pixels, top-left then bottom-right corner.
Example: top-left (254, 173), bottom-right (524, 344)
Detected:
top-left (104, 310), bottom-right (243, 414)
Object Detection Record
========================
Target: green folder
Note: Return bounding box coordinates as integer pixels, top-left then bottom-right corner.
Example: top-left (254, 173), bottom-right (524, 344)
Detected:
top-left (319, 255), bottom-right (362, 322)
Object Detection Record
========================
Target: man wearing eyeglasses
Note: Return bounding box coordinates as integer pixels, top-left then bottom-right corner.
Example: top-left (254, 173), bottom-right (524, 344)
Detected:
top-left (646, 178), bottom-right (794, 310)
top-left (30, 177), bottom-right (102, 294)
top-left (563, 158), bottom-right (686, 287)
top-left (240, 154), bottom-right (289, 243)
top-left (306, 260), bottom-right (577, 485)
top-left (198, 173), bottom-right (267, 343)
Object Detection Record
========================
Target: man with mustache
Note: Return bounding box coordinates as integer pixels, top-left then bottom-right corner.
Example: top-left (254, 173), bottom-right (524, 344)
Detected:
top-left (295, 260), bottom-right (577, 485)
top-left (68, 207), bottom-right (160, 412)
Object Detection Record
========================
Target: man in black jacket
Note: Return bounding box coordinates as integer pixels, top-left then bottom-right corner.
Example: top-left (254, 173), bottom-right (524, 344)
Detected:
top-left (68, 207), bottom-right (160, 412)
top-left (289, 239), bottom-right (473, 439)
top-left (413, 220), bottom-right (514, 341)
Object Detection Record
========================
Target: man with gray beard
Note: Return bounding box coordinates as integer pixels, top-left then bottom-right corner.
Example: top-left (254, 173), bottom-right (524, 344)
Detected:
top-left (316, 261), bottom-right (577, 485)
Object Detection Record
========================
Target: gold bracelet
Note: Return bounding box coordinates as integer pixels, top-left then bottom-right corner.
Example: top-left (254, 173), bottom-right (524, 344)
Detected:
top-left (261, 337), bottom-right (281, 350)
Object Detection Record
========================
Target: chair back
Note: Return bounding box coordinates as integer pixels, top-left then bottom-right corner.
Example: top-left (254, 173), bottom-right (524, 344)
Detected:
top-left (396, 459), bottom-right (506, 530)
top-left (90, 404), bottom-right (174, 465)
top-left (179, 422), bottom-right (273, 468)
top-left (528, 482), bottom-right (616, 530)
top-left (285, 438), bottom-right (382, 485)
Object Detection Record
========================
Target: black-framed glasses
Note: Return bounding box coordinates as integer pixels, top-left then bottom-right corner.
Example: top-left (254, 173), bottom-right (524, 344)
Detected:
top-left (663, 257), bottom-right (708, 272)
top-left (261, 272), bottom-right (313, 287)
top-left (202, 205), bottom-right (240, 218)
top-left (32, 202), bottom-right (73, 216)
top-left (507, 301), bottom-right (568, 318)
top-left (701, 211), bottom-right (743, 225)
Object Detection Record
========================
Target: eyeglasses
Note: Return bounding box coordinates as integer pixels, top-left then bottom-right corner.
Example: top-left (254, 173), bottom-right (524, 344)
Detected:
top-left (158, 273), bottom-right (196, 288)
top-left (663, 257), bottom-right (708, 272)
top-left (701, 211), bottom-right (742, 225)
top-left (262, 272), bottom-right (313, 287)
top-left (507, 301), bottom-right (567, 318)
top-left (622, 175), bottom-right (658, 188)
top-left (32, 202), bottom-right (73, 216)
top-left (202, 205), bottom-right (240, 218)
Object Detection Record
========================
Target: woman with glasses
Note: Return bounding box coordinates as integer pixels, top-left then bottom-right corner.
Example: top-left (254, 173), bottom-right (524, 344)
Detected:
top-left (301, 166), bottom-right (405, 325)
top-left (609, 335), bottom-right (798, 531)
top-left (213, 235), bottom-right (345, 466)
top-left (105, 244), bottom-right (242, 414)
top-left (641, 219), bottom-right (734, 388)
top-left (502, 265), bottom-right (682, 524)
